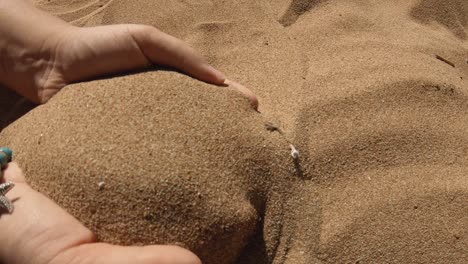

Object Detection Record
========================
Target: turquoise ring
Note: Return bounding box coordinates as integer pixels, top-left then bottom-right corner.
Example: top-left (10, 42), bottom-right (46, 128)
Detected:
top-left (0, 147), bottom-right (12, 170)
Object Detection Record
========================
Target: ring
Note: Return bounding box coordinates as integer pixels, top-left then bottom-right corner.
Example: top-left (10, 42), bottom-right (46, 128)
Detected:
top-left (0, 147), bottom-right (13, 170)
top-left (0, 147), bottom-right (14, 213)
top-left (0, 182), bottom-right (15, 213)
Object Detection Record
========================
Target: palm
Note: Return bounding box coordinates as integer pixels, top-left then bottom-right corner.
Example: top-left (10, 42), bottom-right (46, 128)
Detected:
top-left (41, 24), bottom-right (226, 103)
top-left (1, 163), bottom-right (200, 264)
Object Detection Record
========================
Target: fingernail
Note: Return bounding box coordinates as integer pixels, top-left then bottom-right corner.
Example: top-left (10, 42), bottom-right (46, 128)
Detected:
top-left (224, 79), bottom-right (259, 110)
top-left (223, 79), bottom-right (232, 87)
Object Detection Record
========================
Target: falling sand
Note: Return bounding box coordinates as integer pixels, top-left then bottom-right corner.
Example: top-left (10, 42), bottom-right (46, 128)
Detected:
top-left (1, 0), bottom-right (468, 263)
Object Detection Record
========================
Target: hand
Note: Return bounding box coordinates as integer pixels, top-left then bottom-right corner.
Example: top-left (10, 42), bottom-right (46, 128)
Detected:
top-left (0, 0), bottom-right (258, 109)
top-left (35, 24), bottom-right (257, 110)
top-left (0, 163), bottom-right (201, 264)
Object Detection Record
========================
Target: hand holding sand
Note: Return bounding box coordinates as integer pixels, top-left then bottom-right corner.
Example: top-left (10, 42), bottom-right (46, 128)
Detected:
top-left (0, 163), bottom-right (201, 264)
top-left (0, 0), bottom-right (257, 109)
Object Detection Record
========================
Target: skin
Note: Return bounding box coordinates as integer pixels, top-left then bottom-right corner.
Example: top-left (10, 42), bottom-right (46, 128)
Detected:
top-left (0, 0), bottom-right (258, 109)
top-left (1, 163), bottom-right (201, 264)
top-left (0, 0), bottom-right (259, 263)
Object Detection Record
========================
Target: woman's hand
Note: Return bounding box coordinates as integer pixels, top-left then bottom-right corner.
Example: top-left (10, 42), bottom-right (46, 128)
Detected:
top-left (0, 0), bottom-right (258, 109)
top-left (0, 163), bottom-right (201, 264)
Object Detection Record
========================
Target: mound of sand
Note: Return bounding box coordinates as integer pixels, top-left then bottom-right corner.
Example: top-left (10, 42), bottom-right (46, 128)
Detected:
top-left (2, 0), bottom-right (468, 263)
top-left (1, 72), bottom-right (299, 264)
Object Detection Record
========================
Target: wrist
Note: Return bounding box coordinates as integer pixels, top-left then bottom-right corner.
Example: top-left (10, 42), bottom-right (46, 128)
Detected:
top-left (0, 45), bottom-right (46, 103)
top-left (0, 0), bottom-right (71, 103)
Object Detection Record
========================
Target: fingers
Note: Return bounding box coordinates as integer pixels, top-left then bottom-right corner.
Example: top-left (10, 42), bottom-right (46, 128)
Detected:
top-left (129, 25), bottom-right (259, 110)
top-left (59, 24), bottom-right (258, 110)
top-left (224, 79), bottom-right (259, 110)
top-left (3, 162), bottom-right (26, 183)
top-left (53, 244), bottom-right (201, 264)
top-left (129, 25), bottom-right (226, 86)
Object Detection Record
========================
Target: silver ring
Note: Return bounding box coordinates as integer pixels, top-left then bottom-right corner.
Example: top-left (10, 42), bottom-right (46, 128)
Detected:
top-left (0, 182), bottom-right (14, 213)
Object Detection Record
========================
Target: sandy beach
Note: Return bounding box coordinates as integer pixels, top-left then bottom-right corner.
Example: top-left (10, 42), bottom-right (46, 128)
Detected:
top-left (1, 0), bottom-right (468, 263)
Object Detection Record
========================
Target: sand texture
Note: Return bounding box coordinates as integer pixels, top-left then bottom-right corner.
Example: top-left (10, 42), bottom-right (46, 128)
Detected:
top-left (1, 0), bottom-right (468, 263)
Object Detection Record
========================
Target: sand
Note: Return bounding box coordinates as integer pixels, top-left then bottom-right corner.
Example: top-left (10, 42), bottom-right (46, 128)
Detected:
top-left (1, 0), bottom-right (468, 263)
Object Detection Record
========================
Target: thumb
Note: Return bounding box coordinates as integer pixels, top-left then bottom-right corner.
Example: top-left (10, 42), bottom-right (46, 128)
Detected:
top-left (53, 243), bottom-right (201, 264)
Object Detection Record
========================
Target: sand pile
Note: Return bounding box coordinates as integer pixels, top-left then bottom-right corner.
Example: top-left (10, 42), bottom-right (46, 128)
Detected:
top-left (1, 0), bottom-right (468, 263)
top-left (1, 72), bottom-right (300, 264)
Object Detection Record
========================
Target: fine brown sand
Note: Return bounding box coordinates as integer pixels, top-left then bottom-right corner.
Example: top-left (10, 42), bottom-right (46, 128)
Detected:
top-left (2, 0), bottom-right (468, 263)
